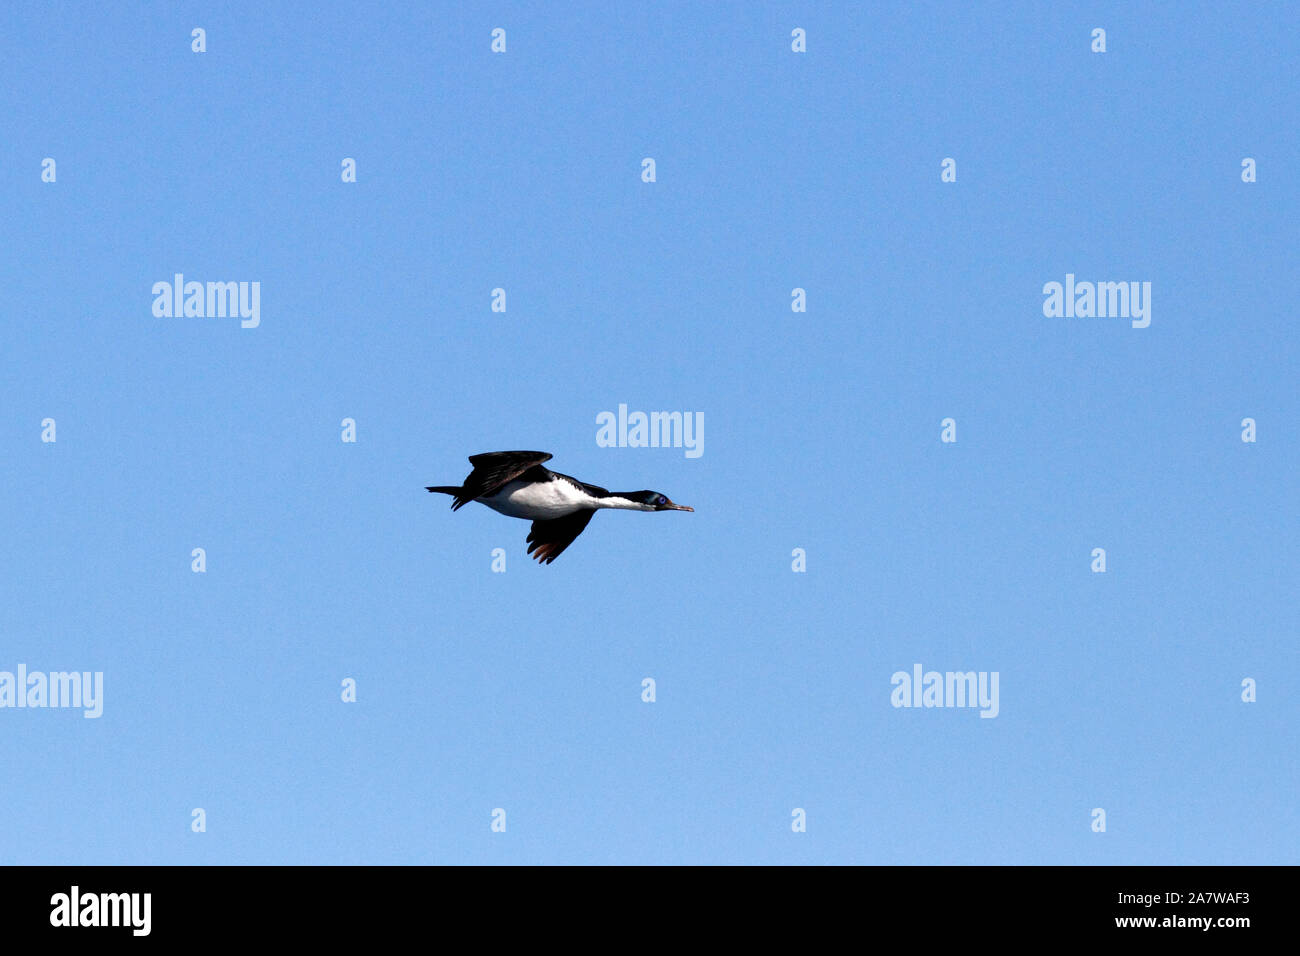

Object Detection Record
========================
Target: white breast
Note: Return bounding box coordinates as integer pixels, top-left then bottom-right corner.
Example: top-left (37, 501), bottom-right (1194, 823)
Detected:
top-left (480, 478), bottom-right (592, 520)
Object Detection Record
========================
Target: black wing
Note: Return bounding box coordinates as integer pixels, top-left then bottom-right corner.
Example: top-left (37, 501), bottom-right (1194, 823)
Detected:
top-left (439, 451), bottom-right (553, 511)
top-left (526, 510), bottom-right (596, 564)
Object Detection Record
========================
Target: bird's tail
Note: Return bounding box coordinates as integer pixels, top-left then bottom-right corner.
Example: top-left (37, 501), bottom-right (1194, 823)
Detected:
top-left (425, 485), bottom-right (470, 510)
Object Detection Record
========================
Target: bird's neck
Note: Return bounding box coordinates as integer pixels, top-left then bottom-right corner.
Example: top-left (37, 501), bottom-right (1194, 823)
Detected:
top-left (595, 494), bottom-right (650, 511)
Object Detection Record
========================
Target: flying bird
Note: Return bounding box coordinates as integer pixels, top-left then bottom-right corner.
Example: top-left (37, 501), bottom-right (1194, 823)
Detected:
top-left (426, 451), bottom-right (693, 564)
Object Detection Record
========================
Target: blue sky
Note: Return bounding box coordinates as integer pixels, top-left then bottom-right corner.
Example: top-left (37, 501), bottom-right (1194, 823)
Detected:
top-left (1, 1), bottom-right (1295, 864)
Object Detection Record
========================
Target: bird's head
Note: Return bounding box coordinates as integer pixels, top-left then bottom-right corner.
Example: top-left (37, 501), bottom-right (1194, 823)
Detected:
top-left (625, 490), bottom-right (694, 512)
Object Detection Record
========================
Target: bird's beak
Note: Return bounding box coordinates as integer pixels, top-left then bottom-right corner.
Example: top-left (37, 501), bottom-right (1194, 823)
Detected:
top-left (668, 503), bottom-right (694, 512)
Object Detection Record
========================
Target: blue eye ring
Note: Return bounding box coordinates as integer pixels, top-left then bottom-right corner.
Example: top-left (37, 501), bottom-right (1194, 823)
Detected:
top-left (657, 496), bottom-right (667, 505)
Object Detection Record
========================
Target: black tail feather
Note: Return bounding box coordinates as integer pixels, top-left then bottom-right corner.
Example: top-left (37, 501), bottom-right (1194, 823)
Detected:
top-left (425, 485), bottom-right (471, 510)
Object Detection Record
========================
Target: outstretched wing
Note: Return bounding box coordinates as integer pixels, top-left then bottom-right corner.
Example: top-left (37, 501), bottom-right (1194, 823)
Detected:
top-left (526, 510), bottom-right (596, 564)
top-left (442, 451), bottom-right (552, 511)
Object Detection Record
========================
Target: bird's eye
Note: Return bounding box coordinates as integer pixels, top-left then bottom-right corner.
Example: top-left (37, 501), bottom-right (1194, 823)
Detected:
top-left (657, 496), bottom-right (667, 505)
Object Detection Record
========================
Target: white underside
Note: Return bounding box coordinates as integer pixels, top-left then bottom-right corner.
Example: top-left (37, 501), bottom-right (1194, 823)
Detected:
top-left (479, 479), bottom-right (642, 520)
top-left (480, 479), bottom-right (593, 520)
